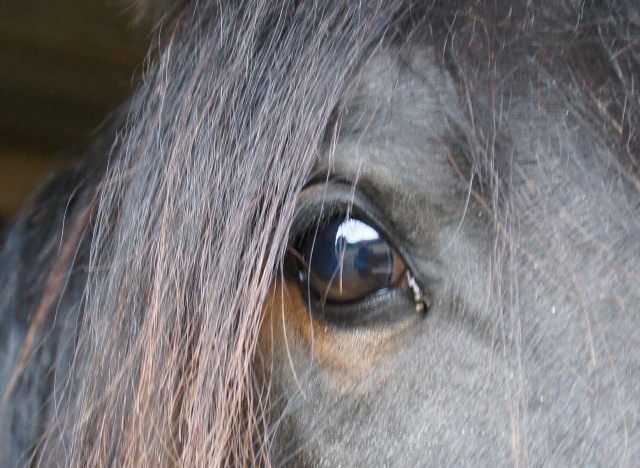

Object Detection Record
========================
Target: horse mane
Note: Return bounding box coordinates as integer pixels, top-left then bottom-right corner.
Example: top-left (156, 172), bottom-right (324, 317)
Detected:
top-left (1, 0), bottom-right (637, 466)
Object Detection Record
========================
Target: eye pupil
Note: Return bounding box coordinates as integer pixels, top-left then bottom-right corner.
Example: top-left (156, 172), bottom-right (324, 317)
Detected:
top-left (300, 217), bottom-right (397, 303)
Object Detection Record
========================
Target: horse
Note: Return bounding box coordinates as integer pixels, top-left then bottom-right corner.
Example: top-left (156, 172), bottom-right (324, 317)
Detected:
top-left (1, 0), bottom-right (639, 465)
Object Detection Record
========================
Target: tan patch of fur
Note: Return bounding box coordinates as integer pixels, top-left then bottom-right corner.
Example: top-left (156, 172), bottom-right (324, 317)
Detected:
top-left (259, 275), bottom-right (414, 393)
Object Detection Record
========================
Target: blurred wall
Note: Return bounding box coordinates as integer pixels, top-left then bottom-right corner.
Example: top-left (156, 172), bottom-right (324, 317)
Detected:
top-left (0, 0), bottom-right (150, 226)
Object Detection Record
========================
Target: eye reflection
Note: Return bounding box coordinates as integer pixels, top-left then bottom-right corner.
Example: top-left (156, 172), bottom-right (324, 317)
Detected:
top-left (299, 217), bottom-right (405, 303)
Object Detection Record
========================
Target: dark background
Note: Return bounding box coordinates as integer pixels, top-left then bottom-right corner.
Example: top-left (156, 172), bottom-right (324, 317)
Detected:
top-left (0, 0), bottom-right (150, 227)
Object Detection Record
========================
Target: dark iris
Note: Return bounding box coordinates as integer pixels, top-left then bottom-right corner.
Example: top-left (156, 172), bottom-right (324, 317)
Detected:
top-left (299, 217), bottom-right (402, 303)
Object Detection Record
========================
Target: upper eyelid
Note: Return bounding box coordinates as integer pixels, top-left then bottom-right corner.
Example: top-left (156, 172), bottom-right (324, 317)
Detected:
top-left (304, 166), bottom-right (381, 198)
top-left (291, 182), bottom-right (379, 241)
top-left (304, 169), bottom-right (352, 187)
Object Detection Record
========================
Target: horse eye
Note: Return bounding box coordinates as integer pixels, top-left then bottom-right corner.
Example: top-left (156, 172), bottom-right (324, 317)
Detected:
top-left (298, 217), bottom-right (406, 303)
